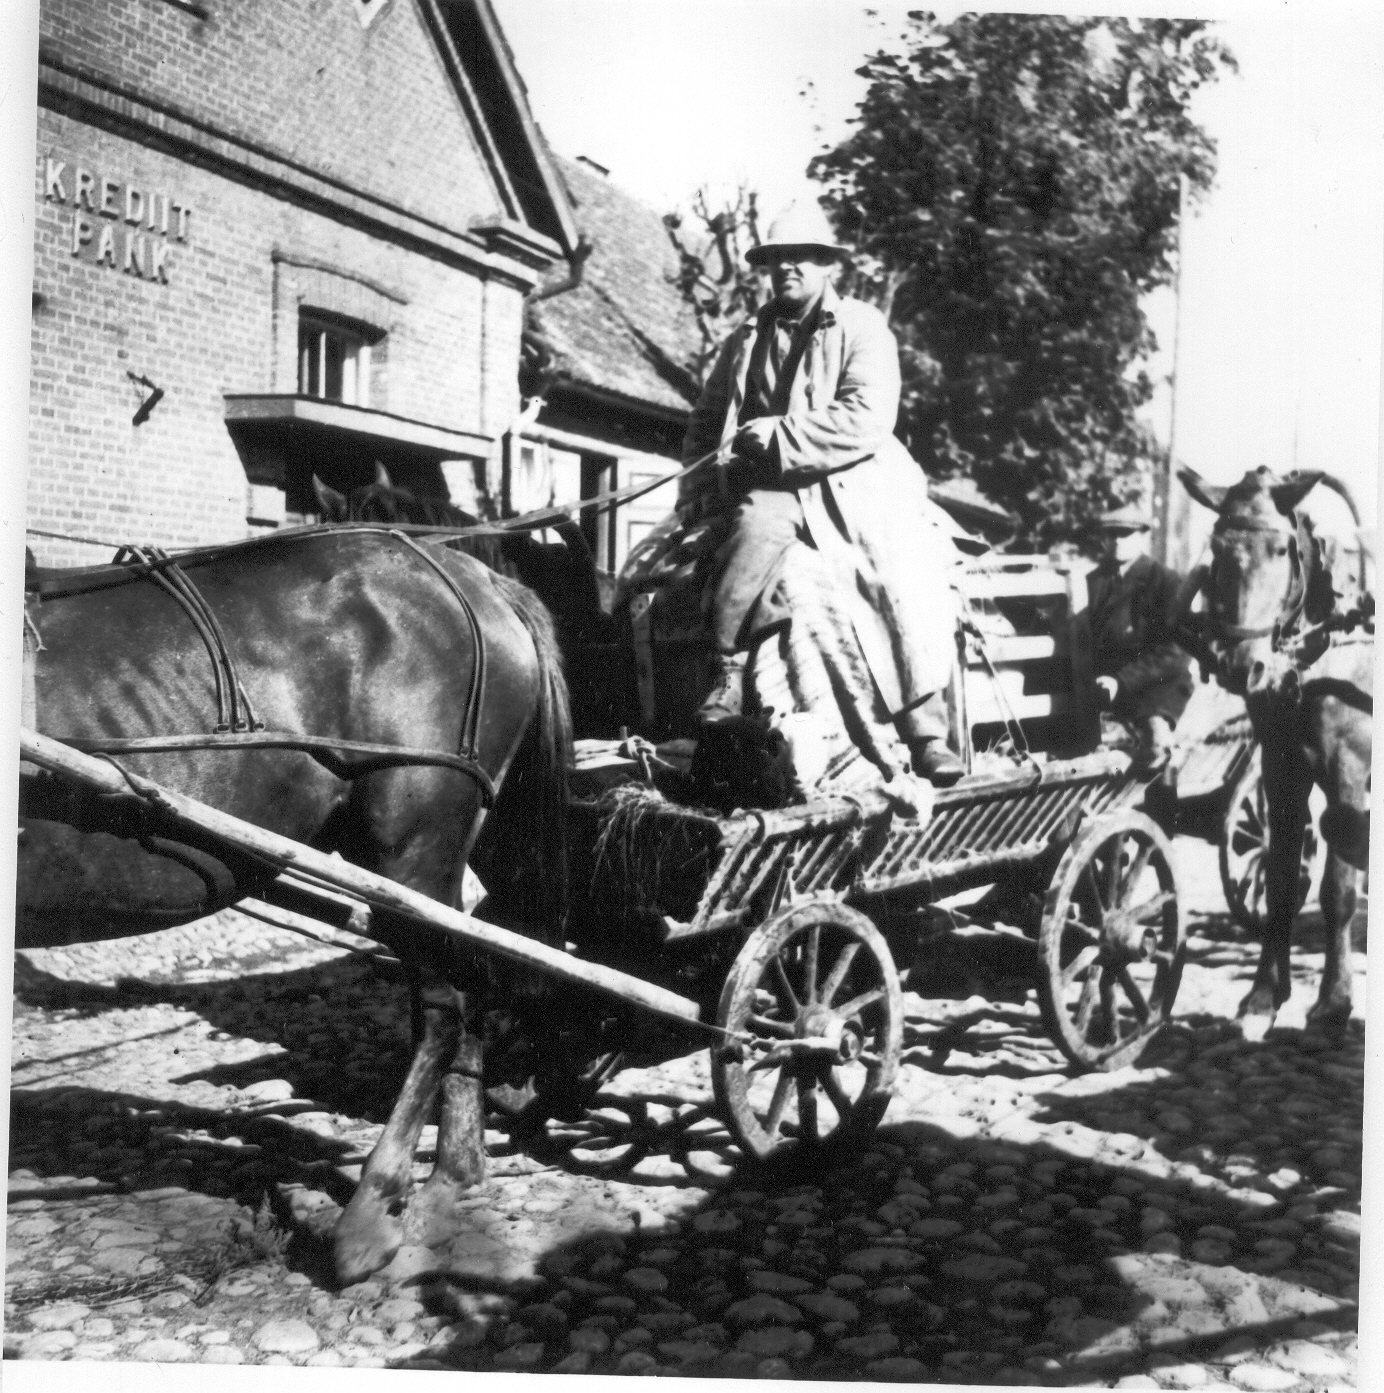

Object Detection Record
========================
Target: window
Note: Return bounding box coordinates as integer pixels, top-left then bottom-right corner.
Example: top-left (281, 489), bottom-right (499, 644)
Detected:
top-left (298, 313), bottom-right (374, 407)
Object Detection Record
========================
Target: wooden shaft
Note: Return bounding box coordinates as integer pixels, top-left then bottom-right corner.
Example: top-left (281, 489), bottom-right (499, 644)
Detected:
top-left (20, 728), bottom-right (702, 1028)
top-left (237, 896), bottom-right (393, 962)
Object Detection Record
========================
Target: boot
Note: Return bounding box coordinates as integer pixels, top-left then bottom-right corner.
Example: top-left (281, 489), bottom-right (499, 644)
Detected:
top-left (696, 651), bottom-right (749, 726)
top-left (1130, 716), bottom-right (1174, 776)
top-left (909, 737), bottom-right (966, 788)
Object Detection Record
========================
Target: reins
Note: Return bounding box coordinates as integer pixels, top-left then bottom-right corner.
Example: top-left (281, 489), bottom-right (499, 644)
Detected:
top-left (55, 731), bottom-right (498, 804)
top-left (24, 446), bottom-right (732, 802)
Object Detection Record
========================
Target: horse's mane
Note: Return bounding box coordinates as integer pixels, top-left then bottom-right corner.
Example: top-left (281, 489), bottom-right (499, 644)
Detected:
top-left (350, 484), bottom-right (474, 529)
top-left (345, 483), bottom-right (512, 574)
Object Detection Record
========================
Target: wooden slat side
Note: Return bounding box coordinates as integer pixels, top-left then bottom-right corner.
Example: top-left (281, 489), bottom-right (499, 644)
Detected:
top-left (968, 691), bottom-right (1072, 724)
top-left (962, 571), bottom-right (1071, 600)
top-left (967, 634), bottom-right (1059, 664)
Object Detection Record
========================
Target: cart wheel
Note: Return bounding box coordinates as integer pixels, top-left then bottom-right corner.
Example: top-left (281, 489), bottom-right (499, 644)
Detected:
top-left (1038, 809), bottom-right (1185, 1072)
top-left (1220, 753), bottom-right (1321, 934)
top-left (712, 898), bottom-right (902, 1161)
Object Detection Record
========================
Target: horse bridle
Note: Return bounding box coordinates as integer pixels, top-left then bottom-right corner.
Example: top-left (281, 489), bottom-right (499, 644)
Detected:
top-left (31, 528), bottom-right (499, 806)
top-left (1200, 516), bottom-right (1308, 647)
top-left (1201, 511), bottom-right (1372, 666)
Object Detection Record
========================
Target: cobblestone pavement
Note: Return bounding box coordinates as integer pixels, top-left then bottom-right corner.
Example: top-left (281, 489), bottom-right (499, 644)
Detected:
top-left (4, 840), bottom-right (1365, 1386)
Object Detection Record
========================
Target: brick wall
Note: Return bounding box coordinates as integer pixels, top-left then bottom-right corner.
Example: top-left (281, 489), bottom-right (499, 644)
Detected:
top-left (39, 0), bottom-right (507, 236)
top-left (29, 0), bottom-right (539, 568)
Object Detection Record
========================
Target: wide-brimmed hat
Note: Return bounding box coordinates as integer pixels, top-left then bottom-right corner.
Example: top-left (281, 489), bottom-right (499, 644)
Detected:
top-left (1096, 503), bottom-right (1153, 534)
top-left (746, 202), bottom-right (850, 266)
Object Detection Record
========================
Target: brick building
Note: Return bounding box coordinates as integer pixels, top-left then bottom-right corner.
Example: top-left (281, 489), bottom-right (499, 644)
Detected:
top-left (28, 0), bottom-right (577, 567)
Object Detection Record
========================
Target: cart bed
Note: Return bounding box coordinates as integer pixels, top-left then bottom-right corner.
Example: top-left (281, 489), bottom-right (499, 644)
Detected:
top-left (571, 747), bottom-right (1137, 949)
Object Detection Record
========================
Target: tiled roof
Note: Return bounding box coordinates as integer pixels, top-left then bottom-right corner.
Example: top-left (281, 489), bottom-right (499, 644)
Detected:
top-left (531, 156), bottom-right (703, 416)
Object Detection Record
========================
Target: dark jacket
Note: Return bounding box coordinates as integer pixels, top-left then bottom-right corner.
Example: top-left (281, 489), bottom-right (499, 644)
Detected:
top-left (1087, 554), bottom-right (1195, 724)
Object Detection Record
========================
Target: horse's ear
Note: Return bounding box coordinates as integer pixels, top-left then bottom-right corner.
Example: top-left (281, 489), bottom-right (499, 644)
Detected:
top-left (312, 474), bottom-right (348, 520)
top-left (1177, 466), bottom-right (1227, 514)
top-left (1270, 471), bottom-right (1324, 516)
top-left (374, 461), bottom-right (393, 489)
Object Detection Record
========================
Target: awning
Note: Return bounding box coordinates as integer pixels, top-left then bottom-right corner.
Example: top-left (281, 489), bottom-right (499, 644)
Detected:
top-left (224, 394), bottom-right (493, 488)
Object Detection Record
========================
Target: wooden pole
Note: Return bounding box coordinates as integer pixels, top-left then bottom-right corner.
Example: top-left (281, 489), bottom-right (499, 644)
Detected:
top-left (1155, 172), bottom-right (1190, 569)
top-left (19, 728), bottom-right (703, 1028)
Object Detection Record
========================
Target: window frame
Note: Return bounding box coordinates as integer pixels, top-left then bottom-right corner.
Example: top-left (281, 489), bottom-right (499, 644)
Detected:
top-left (297, 310), bottom-right (380, 408)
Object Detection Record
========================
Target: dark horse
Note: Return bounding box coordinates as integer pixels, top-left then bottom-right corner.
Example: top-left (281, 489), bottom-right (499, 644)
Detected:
top-left (314, 465), bottom-right (626, 733)
top-left (1180, 465), bottom-right (1371, 1038)
top-left (313, 465), bottom-right (610, 641)
top-left (19, 524), bottom-right (571, 1282)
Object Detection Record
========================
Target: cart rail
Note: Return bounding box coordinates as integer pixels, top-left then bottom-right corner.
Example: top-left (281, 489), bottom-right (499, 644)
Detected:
top-left (591, 750), bottom-right (1137, 944)
top-left (854, 751), bottom-right (1135, 898)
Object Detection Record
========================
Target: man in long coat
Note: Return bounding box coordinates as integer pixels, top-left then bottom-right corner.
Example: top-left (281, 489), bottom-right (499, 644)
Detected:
top-left (680, 203), bottom-right (965, 785)
top-left (1086, 504), bottom-right (1195, 772)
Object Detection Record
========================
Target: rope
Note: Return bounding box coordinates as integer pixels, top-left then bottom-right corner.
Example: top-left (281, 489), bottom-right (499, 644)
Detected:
top-left (24, 447), bottom-right (729, 556)
top-left (26, 525), bottom-right (132, 550)
top-left (959, 614), bottom-right (1042, 779)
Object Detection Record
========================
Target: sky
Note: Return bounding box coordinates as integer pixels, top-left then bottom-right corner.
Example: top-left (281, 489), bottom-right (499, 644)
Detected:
top-left (493, 0), bottom-right (1384, 541)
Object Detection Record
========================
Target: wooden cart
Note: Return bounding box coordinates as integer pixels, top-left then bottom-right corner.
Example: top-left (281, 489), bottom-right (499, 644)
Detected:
top-left (13, 548), bottom-right (1295, 1169)
top-left (507, 552), bottom-right (1308, 1165)
top-left (526, 741), bottom-right (1180, 1166)
top-left (479, 552), bottom-right (1194, 1167)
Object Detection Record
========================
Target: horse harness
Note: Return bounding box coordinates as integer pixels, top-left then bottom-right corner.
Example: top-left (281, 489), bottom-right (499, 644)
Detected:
top-left (26, 529), bottom-right (498, 806)
top-left (1201, 511), bottom-right (1374, 667)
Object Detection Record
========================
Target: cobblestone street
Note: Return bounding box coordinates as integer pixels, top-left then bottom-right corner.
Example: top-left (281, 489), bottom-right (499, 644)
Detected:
top-left (5, 839), bottom-right (1365, 1386)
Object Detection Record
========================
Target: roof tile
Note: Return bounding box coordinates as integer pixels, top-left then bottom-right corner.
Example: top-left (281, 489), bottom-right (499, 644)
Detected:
top-left (532, 157), bottom-right (703, 414)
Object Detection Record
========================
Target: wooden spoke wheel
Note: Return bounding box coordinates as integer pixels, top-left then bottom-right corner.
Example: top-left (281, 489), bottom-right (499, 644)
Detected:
top-left (712, 898), bottom-right (902, 1161)
top-left (1038, 809), bottom-right (1185, 1072)
top-left (1220, 753), bottom-right (1321, 935)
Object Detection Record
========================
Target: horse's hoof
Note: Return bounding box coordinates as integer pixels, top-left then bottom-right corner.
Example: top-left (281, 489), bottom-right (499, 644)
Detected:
top-left (1305, 1000), bottom-right (1352, 1044)
top-left (334, 1232), bottom-right (401, 1288)
top-left (1238, 1012), bottom-right (1274, 1044)
top-left (402, 1172), bottom-right (485, 1252)
top-left (332, 1197), bottom-right (404, 1287)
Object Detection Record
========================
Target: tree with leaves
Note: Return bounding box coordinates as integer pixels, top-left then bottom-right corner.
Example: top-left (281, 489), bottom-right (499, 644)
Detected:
top-left (810, 12), bottom-right (1235, 549)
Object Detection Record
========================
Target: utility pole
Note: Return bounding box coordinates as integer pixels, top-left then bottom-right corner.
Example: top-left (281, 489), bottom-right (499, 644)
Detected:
top-left (1153, 172), bottom-right (1189, 568)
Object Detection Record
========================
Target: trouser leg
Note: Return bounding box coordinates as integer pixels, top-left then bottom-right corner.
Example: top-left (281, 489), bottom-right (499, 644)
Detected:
top-left (895, 690), bottom-right (965, 787)
top-left (707, 488), bottom-right (804, 654)
top-left (1132, 714), bottom-right (1175, 774)
top-left (894, 690), bottom-right (951, 745)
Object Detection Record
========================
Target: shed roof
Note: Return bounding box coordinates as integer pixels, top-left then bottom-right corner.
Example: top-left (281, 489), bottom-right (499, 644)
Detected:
top-left (530, 156), bottom-right (703, 417)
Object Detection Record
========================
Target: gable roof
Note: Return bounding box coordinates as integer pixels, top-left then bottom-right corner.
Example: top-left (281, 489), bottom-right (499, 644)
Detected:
top-left (425, 0), bottom-right (580, 254)
top-left (529, 156), bottom-right (703, 417)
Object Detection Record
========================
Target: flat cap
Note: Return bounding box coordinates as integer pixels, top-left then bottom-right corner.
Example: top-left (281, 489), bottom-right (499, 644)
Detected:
top-left (1096, 502), bottom-right (1152, 534)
